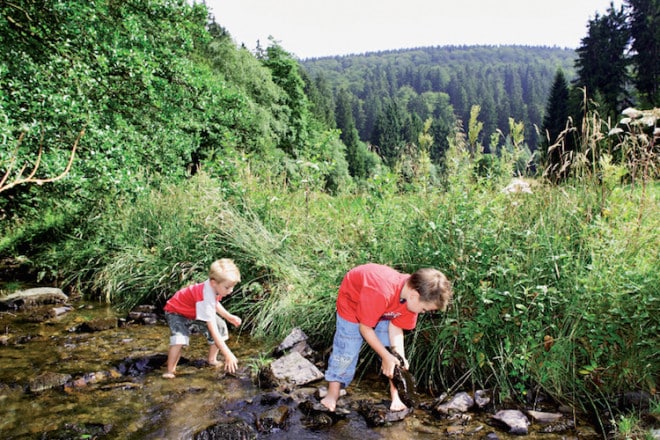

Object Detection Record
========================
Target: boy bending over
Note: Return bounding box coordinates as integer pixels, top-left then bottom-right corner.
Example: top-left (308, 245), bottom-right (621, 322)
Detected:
top-left (321, 263), bottom-right (452, 411)
top-left (162, 258), bottom-right (242, 378)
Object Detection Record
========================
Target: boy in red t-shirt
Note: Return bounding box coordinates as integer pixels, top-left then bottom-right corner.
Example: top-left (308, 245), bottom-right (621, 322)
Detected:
top-left (320, 263), bottom-right (452, 412)
top-left (162, 259), bottom-right (242, 378)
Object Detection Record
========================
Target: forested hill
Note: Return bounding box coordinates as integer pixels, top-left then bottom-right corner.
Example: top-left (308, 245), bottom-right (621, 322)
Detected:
top-left (301, 45), bottom-right (577, 152)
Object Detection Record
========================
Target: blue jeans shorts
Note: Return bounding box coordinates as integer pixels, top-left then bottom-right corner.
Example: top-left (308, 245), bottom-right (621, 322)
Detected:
top-left (324, 313), bottom-right (390, 387)
top-left (165, 312), bottom-right (228, 346)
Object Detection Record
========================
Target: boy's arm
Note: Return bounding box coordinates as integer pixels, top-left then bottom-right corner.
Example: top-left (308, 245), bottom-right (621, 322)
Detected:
top-left (388, 323), bottom-right (409, 369)
top-left (207, 320), bottom-right (238, 373)
top-left (216, 302), bottom-right (242, 327)
top-left (359, 323), bottom-right (400, 378)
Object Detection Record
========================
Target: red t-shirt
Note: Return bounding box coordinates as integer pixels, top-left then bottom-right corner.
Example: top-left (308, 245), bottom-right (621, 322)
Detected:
top-left (163, 280), bottom-right (217, 322)
top-left (336, 264), bottom-right (417, 330)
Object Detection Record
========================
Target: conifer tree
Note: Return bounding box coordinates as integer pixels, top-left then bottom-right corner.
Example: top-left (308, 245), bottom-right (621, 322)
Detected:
top-left (371, 100), bottom-right (404, 166)
top-left (335, 88), bottom-right (365, 178)
top-left (626, 0), bottom-right (660, 106)
top-left (541, 69), bottom-right (572, 179)
top-left (574, 4), bottom-right (631, 118)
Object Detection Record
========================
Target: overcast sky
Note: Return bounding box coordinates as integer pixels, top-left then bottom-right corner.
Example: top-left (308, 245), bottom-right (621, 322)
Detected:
top-left (204, 0), bottom-right (625, 59)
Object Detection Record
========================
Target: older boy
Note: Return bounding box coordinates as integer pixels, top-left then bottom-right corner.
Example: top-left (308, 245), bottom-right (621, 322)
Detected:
top-left (320, 263), bottom-right (452, 411)
top-left (162, 258), bottom-right (242, 378)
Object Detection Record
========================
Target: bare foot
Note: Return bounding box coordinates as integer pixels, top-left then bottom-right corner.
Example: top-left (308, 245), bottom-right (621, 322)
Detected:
top-left (208, 360), bottom-right (221, 367)
top-left (390, 396), bottom-right (407, 412)
top-left (162, 372), bottom-right (176, 379)
top-left (320, 396), bottom-right (336, 412)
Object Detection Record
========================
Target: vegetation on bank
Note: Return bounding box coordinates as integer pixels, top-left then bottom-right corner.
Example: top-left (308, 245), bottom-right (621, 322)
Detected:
top-left (1, 1), bottom-right (658, 436)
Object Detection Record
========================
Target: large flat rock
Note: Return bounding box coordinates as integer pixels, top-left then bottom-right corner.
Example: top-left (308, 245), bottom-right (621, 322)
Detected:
top-left (269, 351), bottom-right (323, 386)
top-left (0, 287), bottom-right (68, 310)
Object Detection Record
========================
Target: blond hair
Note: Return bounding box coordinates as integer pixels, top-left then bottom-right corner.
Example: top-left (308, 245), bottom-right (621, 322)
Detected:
top-left (209, 258), bottom-right (241, 284)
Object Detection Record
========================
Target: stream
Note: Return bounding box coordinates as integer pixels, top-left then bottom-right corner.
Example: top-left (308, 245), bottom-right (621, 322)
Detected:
top-left (0, 294), bottom-right (604, 439)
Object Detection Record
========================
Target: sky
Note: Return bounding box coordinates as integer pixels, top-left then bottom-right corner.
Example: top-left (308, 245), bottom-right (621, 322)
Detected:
top-left (204, 0), bottom-right (625, 59)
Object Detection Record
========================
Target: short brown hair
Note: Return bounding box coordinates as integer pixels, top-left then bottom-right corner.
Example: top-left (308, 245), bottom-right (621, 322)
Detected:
top-left (209, 258), bottom-right (241, 284)
top-left (408, 268), bottom-right (453, 312)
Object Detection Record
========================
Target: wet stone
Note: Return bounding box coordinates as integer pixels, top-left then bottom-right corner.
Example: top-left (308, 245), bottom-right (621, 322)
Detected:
top-left (268, 351), bottom-right (323, 386)
top-left (435, 391), bottom-right (475, 415)
top-left (259, 391), bottom-right (283, 405)
top-left (298, 399), bottom-right (349, 429)
top-left (117, 354), bottom-right (167, 376)
top-left (357, 399), bottom-right (414, 427)
top-left (539, 419), bottom-right (575, 433)
top-left (194, 417), bottom-right (257, 440)
top-left (273, 327), bottom-right (308, 355)
top-left (491, 409), bottom-right (530, 435)
top-left (128, 311), bottom-right (158, 325)
top-left (256, 405), bottom-right (290, 432)
top-left (75, 317), bottom-right (118, 332)
top-left (28, 371), bottom-right (72, 393)
top-left (474, 389), bottom-right (491, 408)
top-left (527, 409), bottom-right (563, 424)
top-left (0, 287), bottom-right (68, 311)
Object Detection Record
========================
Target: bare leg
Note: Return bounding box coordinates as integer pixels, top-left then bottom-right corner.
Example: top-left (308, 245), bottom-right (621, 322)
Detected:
top-left (164, 344), bottom-right (183, 378)
top-left (389, 379), bottom-right (407, 411)
top-left (208, 344), bottom-right (220, 366)
top-left (320, 381), bottom-right (341, 411)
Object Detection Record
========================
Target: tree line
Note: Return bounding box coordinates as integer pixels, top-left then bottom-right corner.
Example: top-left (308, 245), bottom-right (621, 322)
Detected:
top-left (300, 0), bottom-right (659, 181)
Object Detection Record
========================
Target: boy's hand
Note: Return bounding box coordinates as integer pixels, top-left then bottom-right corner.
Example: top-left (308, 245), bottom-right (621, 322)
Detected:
top-left (381, 352), bottom-right (400, 378)
top-left (224, 352), bottom-right (238, 373)
top-left (389, 348), bottom-right (410, 370)
top-left (227, 314), bottom-right (242, 327)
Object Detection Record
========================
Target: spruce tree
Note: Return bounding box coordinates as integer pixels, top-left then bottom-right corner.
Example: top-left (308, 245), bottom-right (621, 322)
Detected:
top-left (335, 88), bottom-right (365, 178)
top-left (574, 4), bottom-right (631, 118)
top-left (626, 0), bottom-right (660, 106)
top-left (541, 69), bottom-right (571, 180)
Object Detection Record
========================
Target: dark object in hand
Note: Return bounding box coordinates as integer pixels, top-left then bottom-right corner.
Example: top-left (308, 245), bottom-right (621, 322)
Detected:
top-left (388, 348), bottom-right (417, 408)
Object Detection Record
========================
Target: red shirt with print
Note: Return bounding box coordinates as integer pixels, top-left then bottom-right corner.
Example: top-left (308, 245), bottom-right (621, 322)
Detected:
top-left (336, 264), bottom-right (417, 330)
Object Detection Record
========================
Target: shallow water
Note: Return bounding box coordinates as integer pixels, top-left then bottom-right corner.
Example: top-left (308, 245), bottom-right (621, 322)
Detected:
top-left (0, 301), bottom-right (597, 439)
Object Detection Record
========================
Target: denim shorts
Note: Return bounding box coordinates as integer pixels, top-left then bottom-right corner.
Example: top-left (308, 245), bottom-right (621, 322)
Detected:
top-left (324, 313), bottom-right (390, 387)
top-left (165, 312), bottom-right (228, 346)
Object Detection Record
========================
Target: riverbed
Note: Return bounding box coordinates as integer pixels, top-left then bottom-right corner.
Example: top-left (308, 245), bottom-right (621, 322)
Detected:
top-left (0, 298), bottom-right (601, 439)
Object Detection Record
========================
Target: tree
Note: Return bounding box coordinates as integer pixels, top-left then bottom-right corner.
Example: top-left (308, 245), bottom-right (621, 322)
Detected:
top-left (371, 99), bottom-right (404, 166)
top-left (303, 71), bottom-right (336, 128)
top-left (335, 88), bottom-right (365, 178)
top-left (261, 38), bottom-right (312, 157)
top-left (574, 3), bottom-right (631, 117)
top-left (541, 69), bottom-right (572, 178)
top-left (626, 0), bottom-right (660, 106)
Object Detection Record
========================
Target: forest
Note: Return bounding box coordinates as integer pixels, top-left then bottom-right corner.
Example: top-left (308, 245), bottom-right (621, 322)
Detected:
top-left (301, 45), bottom-right (576, 155)
top-left (1, 0), bottom-right (658, 437)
